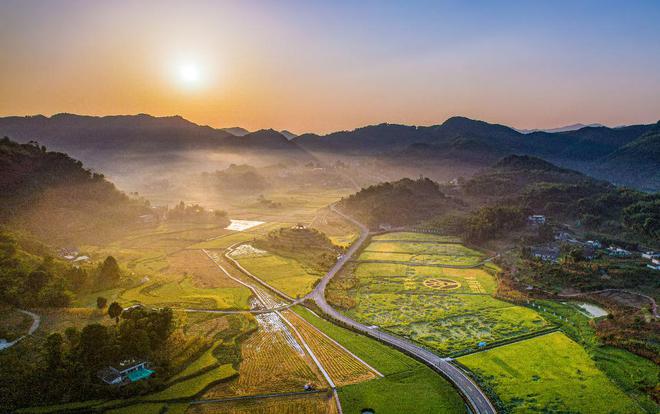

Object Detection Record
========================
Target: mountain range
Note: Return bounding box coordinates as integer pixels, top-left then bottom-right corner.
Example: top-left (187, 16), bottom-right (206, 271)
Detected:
top-left (515, 123), bottom-right (605, 134)
top-left (0, 113), bottom-right (657, 190)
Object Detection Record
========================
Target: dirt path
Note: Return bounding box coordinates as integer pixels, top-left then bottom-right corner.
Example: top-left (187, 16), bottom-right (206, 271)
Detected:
top-left (0, 309), bottom-right (40, 350)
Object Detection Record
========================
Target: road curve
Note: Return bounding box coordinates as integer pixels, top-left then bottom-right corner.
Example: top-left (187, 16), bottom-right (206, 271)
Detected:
top-left (308, 204), bottom-right (497, 414)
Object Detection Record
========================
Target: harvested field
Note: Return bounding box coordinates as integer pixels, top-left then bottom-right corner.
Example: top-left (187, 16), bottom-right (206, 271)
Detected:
top-left (282, 310), bottom-right (379, 387)
top-left (188, 392), bottom-right (338, 414)
top-left (203, 319), bottom-right (325, 398)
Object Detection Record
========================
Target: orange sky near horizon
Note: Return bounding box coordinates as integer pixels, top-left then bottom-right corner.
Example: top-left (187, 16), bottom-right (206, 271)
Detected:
top-left (1, 1), bottom-right (659, 134)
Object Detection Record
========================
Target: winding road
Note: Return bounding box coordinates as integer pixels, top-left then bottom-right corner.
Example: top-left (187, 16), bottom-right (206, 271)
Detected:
top-left (192, 204), bottom-right (497, 413)
top-left (307, 204), bottom-right (497, 414)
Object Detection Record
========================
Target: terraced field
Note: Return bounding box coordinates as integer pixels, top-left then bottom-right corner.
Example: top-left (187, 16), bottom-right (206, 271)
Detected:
top-left (458, 332), bottom-right (645, 413)
top-left (335, 232), bottom-right (551, 355)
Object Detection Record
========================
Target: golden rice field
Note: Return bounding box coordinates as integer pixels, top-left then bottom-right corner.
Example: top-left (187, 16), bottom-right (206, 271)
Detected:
top-left (282, 310), bottom-right (379, 387)
top-left (187, 392), bottom-right (339, 414)
top-left (203, 326), bottom-right (324, 398)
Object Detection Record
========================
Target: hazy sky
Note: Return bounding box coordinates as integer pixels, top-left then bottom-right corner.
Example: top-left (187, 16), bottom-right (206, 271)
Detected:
top-left (1, 0), bottom-right (659, 133)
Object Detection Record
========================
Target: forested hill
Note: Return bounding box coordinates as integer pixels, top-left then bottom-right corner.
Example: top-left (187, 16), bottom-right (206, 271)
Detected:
top-left (0, 137), bottom-right (151, 244)
top-left (463, 155), bottom-right (608, 197)
top-left (338, 177), bottom-right (464, 229)
top-left (463, 155), bottom-right (659, 245)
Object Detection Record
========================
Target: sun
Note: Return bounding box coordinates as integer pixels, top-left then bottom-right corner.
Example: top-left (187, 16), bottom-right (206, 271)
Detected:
top-left (177, 63), bottom-right (201, 86)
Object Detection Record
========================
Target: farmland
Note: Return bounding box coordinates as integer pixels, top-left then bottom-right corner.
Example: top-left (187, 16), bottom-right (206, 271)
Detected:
top-left (293, 306), bottom-right (466, 414)
top-left (233, 252), bottom-right (322, 298)
top-left (358, 240), bottom-right (485, 266)
top-left (281, 309), bottom-right (379, 386)
top-left (202, 323), bottom-right (325, 398)
top-left (187, 392), bottom-right (339, 414)
top-left (333, 232), bottom-right (551, 355)
top-left (458, 332), bottom-right (644, 413)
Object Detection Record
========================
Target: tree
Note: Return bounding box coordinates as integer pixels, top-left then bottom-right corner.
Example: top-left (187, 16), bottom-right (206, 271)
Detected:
top-left (98, 256), bottom-right (121, 288)
top-left (78, 324), bottom-right (110, 368)
top-left (44, 333), bottom-right (63, 369)
top-left (26, 270), bottom-right (49, 292)
top-left (108, 301), bottom-right (123, 324)
top-left (96, 296), bottom-right (107, 309)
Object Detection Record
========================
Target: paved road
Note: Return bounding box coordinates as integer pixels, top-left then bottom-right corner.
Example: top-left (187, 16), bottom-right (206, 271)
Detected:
top-left (308, 205), bottom-right (497, 414)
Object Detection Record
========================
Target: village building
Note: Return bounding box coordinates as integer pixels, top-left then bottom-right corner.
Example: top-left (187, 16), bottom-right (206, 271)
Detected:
top-left (528, 215), bottom-right (546, 225)
top-left (98, 359), bottom-right (153, 385)
top-left (606, 246), bottom-right (631, 257)
top-left (585, 240), bottom-right (602, 249)
top-left (642, 251), bottom-right (660, 260)
top-left (531, 246), bottom-right (560, 262)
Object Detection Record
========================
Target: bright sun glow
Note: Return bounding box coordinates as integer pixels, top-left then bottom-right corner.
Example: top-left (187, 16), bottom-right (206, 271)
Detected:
top-left (178, 63), bottom-right (201, 85)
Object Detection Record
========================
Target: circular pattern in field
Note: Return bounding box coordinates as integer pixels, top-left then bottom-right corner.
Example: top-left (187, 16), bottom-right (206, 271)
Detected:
top-left (423, 278), bottom-right (460, 291)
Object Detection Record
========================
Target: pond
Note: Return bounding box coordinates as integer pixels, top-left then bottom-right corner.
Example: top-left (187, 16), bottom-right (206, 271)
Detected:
top-left (577, 302), bottom-right (608, 318)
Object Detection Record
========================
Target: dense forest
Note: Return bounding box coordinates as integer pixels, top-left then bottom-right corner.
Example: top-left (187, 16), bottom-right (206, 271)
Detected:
top-left (338, 177), bottom-right (464, 229)
top-left (0, 305), bottom-right (175, 408)
top-left (0, 137), bottom-right (151, 244)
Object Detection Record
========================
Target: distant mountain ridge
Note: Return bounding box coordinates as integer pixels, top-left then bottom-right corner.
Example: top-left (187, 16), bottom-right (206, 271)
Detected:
top-left (0, 114), bottom-right (313, 174)
top-left (294, 116), bottom-right (659, 190)
top-left (516, 123), bottom-right (605, 134)
top-left (0, 113), bottom-right (657, 190)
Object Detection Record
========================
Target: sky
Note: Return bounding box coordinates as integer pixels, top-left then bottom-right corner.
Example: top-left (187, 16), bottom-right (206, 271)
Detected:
top-left (1, 0), bottom-right (659, 134)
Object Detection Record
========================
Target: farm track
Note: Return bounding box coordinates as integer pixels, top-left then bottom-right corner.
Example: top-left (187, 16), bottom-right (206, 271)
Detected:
top-left (309, 204), bottom-right (497, 414)
top-left (0, 309), bottom-right (40, 350)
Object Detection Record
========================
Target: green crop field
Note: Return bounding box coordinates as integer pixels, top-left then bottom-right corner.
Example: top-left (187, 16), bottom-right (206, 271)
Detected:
top-left (458, 332), bottom-right (645, 414)
top-left (293, 306), bottom-right (466, 414)
top-left (371, 232), bottom-right (461, 243)
top-left (358, 239), bottom-right (484, 266)
top-left (335, 234), bottom-right (551, 355)
top-left (236, 253), bottom-right (322, 298)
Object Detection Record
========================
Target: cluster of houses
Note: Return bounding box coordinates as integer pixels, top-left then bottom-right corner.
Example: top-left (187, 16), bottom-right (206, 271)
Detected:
top-left (58, 247), bottom-right (90, 264)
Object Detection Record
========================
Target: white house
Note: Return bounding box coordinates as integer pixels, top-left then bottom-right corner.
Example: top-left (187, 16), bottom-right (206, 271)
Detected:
top-left (528, 215), bottom-right (546, 225)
